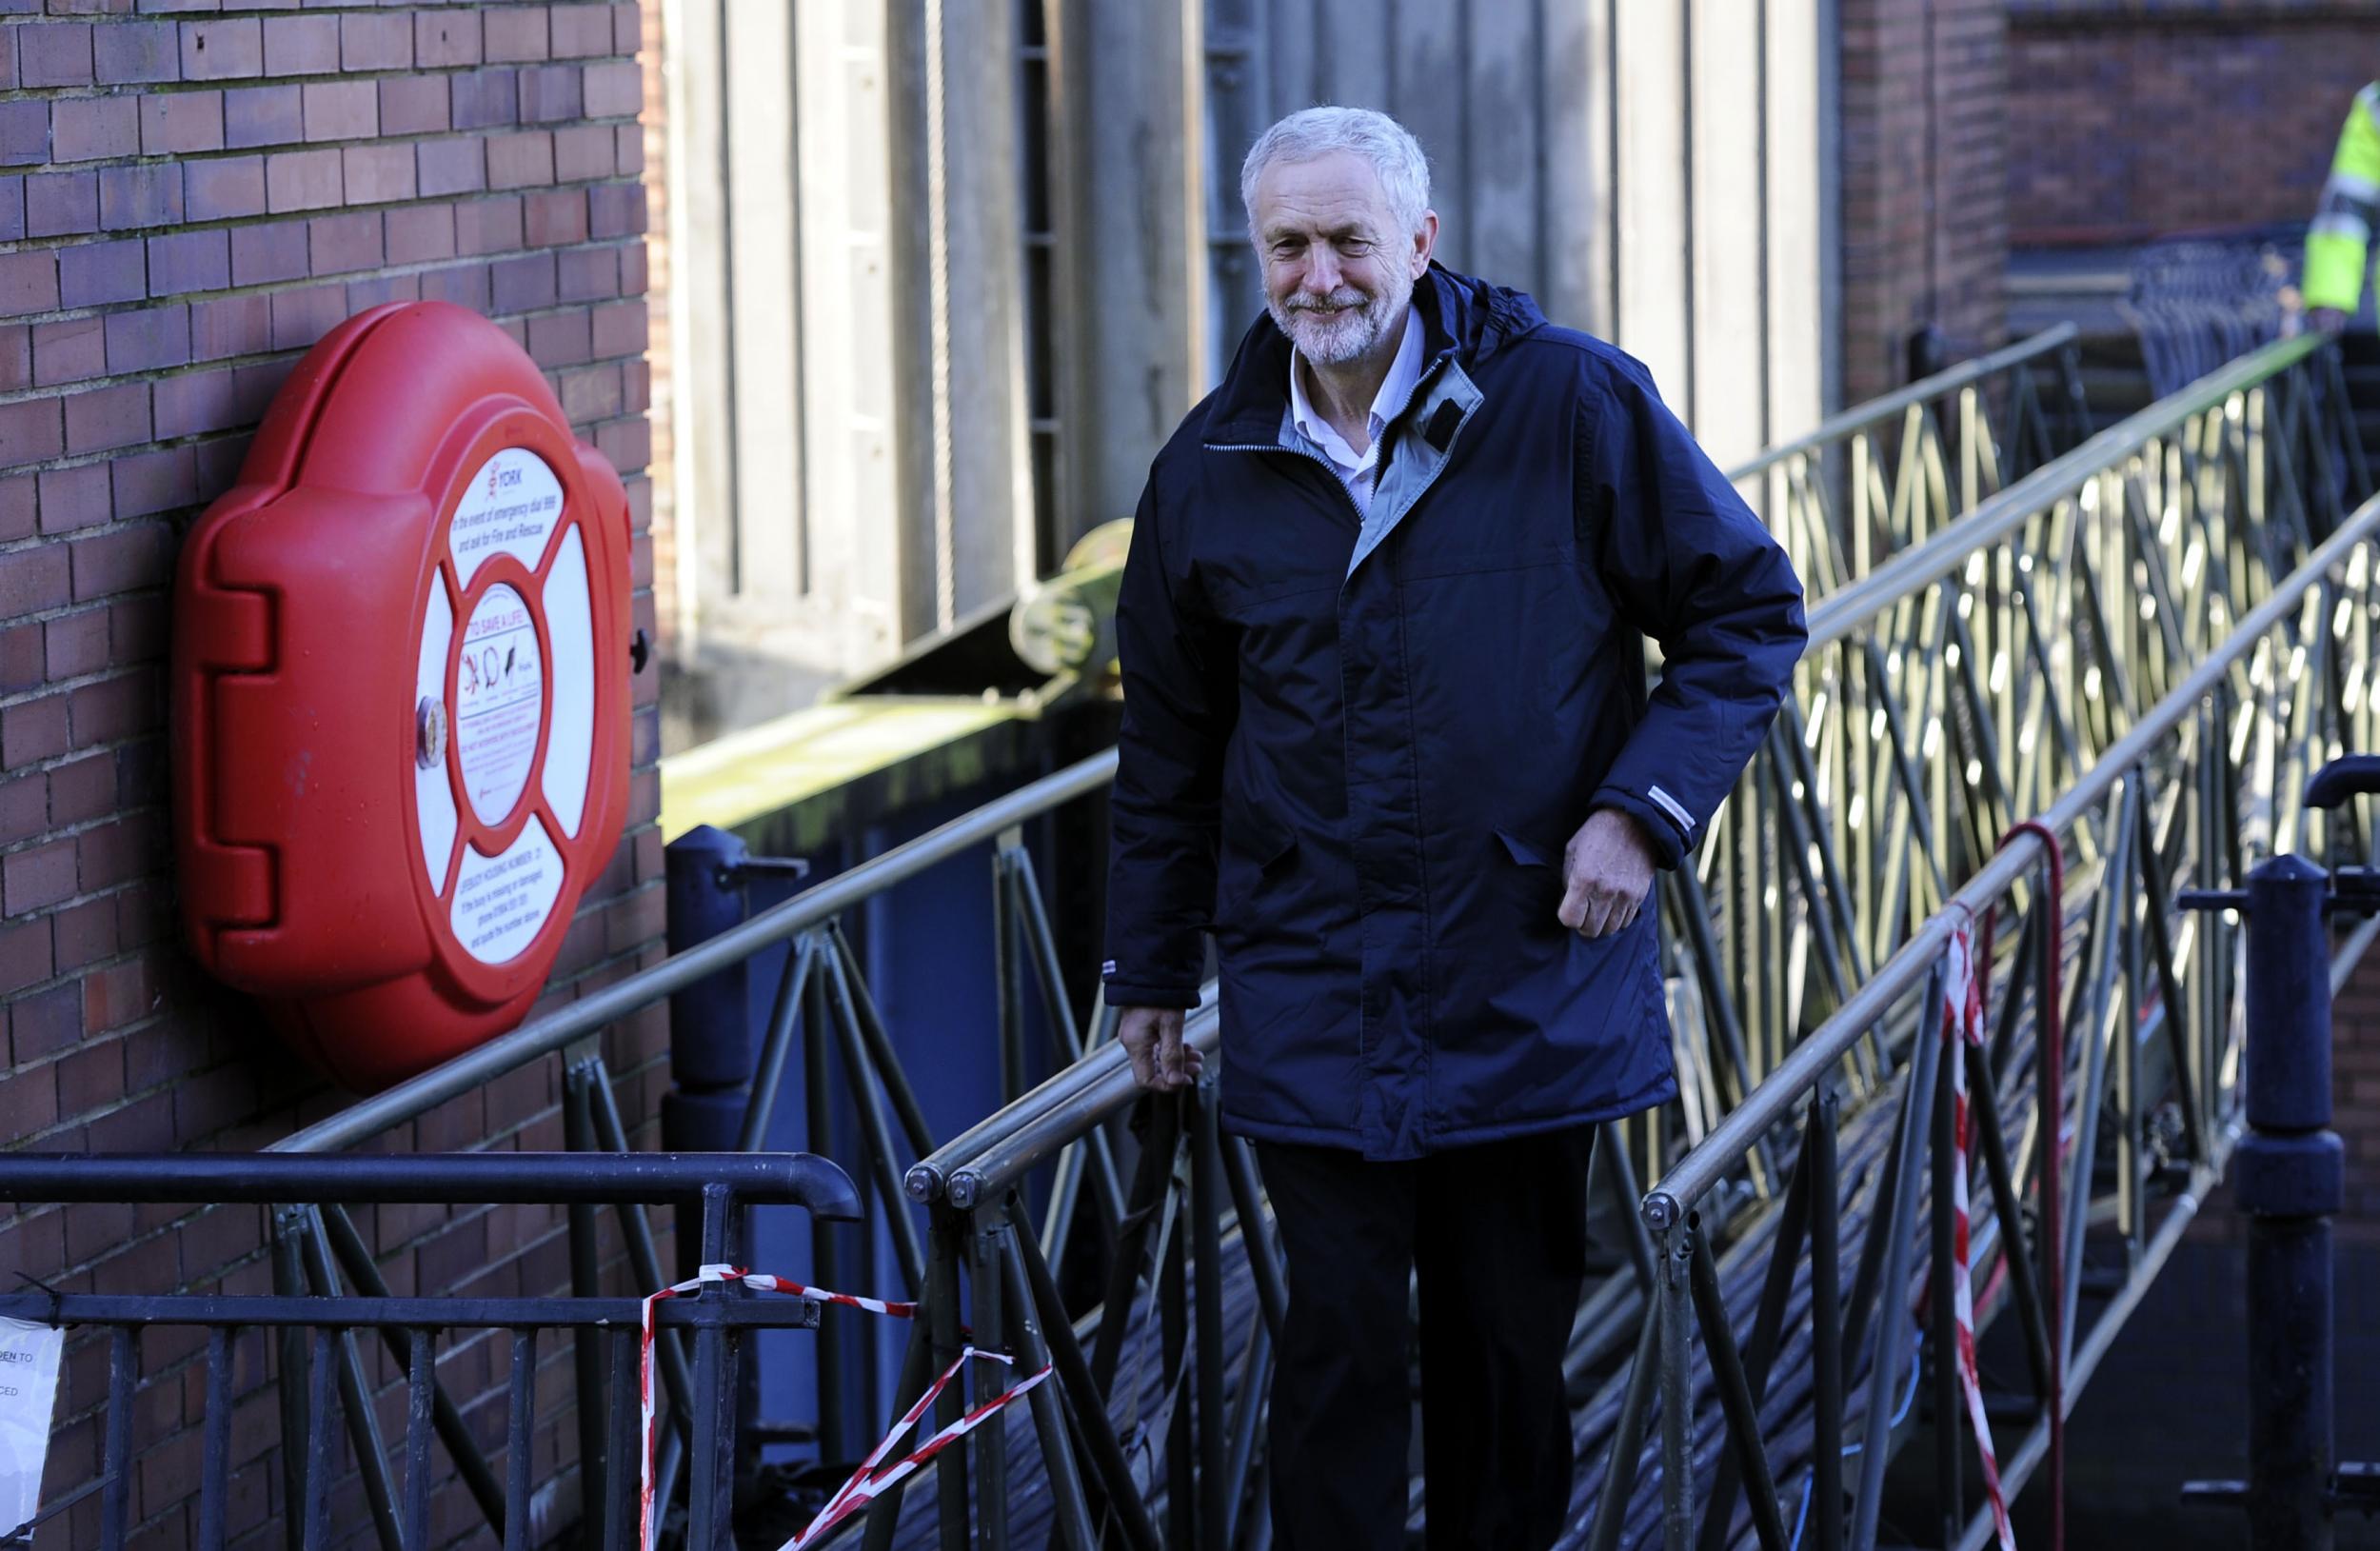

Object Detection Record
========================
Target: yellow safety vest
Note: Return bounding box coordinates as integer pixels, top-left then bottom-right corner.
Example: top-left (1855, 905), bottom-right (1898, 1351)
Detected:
top-left (2306, 82), bottom-right (2380, 314)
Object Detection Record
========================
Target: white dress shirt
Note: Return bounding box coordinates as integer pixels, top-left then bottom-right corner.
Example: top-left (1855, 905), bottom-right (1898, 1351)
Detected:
top-left (1284, 306), bottom-right (1425, 520)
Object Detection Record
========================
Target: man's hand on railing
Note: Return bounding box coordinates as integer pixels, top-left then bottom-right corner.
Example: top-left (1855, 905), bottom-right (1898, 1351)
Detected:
top-left (1121, 1005), bottom-right (1200, 1090)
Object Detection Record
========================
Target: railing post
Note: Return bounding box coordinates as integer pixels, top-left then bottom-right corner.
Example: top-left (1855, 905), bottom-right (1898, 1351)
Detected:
top-left (2236, 853), bottom-right (2340, 1550)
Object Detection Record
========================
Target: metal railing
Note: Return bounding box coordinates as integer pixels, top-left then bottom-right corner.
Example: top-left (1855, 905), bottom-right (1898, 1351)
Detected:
top-left (841, 333), bottom-right (2375, 1549)
top-left (178, 335), bottom-right (2112, 1549)
top-left (0, 1152), bottom-right (856, 1551)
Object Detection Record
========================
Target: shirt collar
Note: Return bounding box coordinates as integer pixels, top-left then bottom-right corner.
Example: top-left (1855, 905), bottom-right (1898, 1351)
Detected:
top-left (1287, 304), bottom-right (1424, 461)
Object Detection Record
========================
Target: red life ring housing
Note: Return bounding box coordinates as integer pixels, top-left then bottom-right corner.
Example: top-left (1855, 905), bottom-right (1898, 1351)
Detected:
top-left (170, 301), bottom-right (634, 1092)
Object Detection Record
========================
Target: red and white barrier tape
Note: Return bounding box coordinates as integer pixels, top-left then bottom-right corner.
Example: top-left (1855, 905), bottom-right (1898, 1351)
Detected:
top-left (1943, 922), bottom-right (2018, 1551)
top-left (637, 1264), bottom-right (1048, 1551)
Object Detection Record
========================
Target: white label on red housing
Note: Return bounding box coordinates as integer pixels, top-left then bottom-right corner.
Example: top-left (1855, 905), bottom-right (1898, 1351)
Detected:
top-left (455, 583), bottom-right (544, 825)
top-left (449, 447), bottom-right (564, 586)
top-left (541, 526), bottom-right (594, 837)
top-left (414, 582), bottom-right (458, 892)
top-left (451, 816), bottom-right (564, 964)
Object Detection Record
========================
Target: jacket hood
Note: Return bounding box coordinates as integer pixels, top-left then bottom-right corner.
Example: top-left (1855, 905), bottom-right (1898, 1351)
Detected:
top-left (1200, 263), bottom-right (1548, 446)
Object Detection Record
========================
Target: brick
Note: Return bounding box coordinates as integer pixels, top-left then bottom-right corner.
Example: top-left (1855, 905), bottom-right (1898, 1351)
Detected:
top-left (0, 327), bottom-right (23, 393)
top-left (414, 8), bottom-right (480, 69)
top-left (93, 21), bottom-right (177, 85)
top-left (449, 67), bottom-right (518, 131)
top-left (25, 171), bottom-right (98, 239)
top-left (43, 607), bottom-right (106, 680)
top-left (268, 283), bottom-right (342, 351)
top-left (35, 462), bottom-right (108, 533)
top-left (518, 64), bottom-right (581, 125)
top-left (557, 245), bottom-right (617, 302)
top-left (339, 142), bottom-right (412, 206)
top-left (30, 317), bottom-right (104, 388)
top-left (521, 188), bottom-right (584, 247)
top-left (379, 74), bottom-right (447, 137)
top-left (9, 982), bottom-right (78, 1064)
top-left (263, 147), bottom-right (340, 213)
top-left (550, 4), bottom-right (611, 58)
top-left (0, 398), bottom-right (64, 468)
top-left (587, 181), bottom-right (642, 238)
top-left (6, 841), bottom-right (77, 917)
top-left (484, 7), bottom-right (546, 63)
top-left (0, 102), bottom-right (50, 168)
top-left (183, 155), bottom-right (263, 222)
top-left (146, 229), bottom-right (229, 298)
top-left (417, 259), bottom-right (488, 312)
top-left (228, 360), bottom-right (286, 422)
top-left (307, 209), bottom-right (378, 275)
top-left (111, 446), bottom-right (194, 519)
top-left (223, 84), bottom-right (300, 150)
top-left (415, 136), bottom-right (485, 198)
top-left (338, 11), bottom-right (408, 71)
top-left (260, 12), bottom-right (336, 76)
top-left (57, 240), bottom-right (144, 309)
top-left (50, 96), bottom-right (139, 163)
top-left (141, 90), bottom-right (222, 156)
top-left (0, 478), bottom-right (26, 543)
top-left (615, 1), bottom-right (641, 56)
top-left (486, 130), bottom-right (552, 189)
top-left (19, 23), bottom-right (94, 88)
top-left (583, 59), bottom-right (639, 117)
top-left (186, 293), bottom-right (267, 361)
top-left (0, 177), bottom-right (20, 243)
top-left (98, 164), bottom-right (182, 231)
top-left (68, 672), bottom-right (152, 753)
top-left (526, 310), bottom-right (589, 368)
top-left (53, 899), bottom-right (116, 974)
top-left (487, 251), bottom-right (553, 314)
top-left (63, 382), bottom-right (149, 456)
top-left (149, 363), bottom-right (238, 436)
top-left (225, 220), bottom-right (305, 288)
top-left (0, 626), bottom-right (36, 693)
top-left (553, 123), bottom-right (611, 183)
top-left (383, 202), bottom-right (454, 265)
top-left (2, 695), bottom-right (68, 770)
top-left (345, 271), bottom-right (417, 312)
top-left (178, 18), bottom-right (261, 81)
top-left (301, 79), bottom-right (374, 143)
top-left (74, 814), bottom-right (139, 889)
top-left (585, 299), bottom-right (643, 356)
top-left (0, 251), bottom-right (58, 320)
top-left (0, 543), bottom-right (68, 619)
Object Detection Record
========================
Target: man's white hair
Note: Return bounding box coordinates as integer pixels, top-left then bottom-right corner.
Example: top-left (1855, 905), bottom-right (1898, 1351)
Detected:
top-left (1240, 106), bottom-right (1432, 241)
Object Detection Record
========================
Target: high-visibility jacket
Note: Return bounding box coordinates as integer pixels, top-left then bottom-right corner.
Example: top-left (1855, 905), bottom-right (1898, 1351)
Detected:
top-left (2306, 83), bottom-right (2380, 315)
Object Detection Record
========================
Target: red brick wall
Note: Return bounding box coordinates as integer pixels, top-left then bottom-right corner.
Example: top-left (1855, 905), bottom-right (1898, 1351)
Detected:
top-left (1838, 0), bottom-right (2012, 407)
top-left (0, 6), bottom-right (670, 1547)
top-left (2008, 1), bottom-right (2375, 245)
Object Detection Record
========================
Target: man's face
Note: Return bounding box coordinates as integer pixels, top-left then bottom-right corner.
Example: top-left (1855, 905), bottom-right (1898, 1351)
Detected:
top-left (1252, 151), bottom-right (1435, 368)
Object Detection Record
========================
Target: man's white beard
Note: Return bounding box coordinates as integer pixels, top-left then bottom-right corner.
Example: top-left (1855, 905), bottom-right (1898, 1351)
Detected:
top-left (1272, 273), bottom-right (1413, 368)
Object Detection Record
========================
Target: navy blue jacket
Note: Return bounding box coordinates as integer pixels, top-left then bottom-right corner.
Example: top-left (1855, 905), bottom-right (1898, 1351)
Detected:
top-left (1102, 266), bottom-right (1807, 1159)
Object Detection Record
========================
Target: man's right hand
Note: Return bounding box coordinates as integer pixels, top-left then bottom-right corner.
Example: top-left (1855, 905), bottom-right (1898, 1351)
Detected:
top-left (1120, 1005), bottom-right (1200, 1090)
top-left (2312, 307), bottom-right (2350, 337)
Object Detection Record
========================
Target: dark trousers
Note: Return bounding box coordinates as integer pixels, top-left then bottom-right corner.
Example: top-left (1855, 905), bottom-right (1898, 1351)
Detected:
top-left (1254, 1126), bottom-right (1595, 1551)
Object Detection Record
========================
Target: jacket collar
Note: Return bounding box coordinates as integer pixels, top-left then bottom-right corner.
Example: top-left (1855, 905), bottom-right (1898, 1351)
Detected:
top-left (1202, 263), bottom-right (1530, 447)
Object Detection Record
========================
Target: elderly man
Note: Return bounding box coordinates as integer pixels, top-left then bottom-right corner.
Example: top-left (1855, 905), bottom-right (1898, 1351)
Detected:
top-left (1101, 107), bottom-right (1806, 1548)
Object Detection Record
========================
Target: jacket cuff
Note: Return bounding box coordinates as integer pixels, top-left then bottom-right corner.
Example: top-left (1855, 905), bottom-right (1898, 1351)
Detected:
top-left (1589, 785), bottom-right (1690, 870)
top-left (1101, 976), bottom-right (1203, 1010)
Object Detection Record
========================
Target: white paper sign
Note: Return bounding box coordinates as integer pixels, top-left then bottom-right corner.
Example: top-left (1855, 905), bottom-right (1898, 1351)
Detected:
top-left (0, 1318), bottom-right (62, 1537)
top-left (450, 816), bottom-right (565, 965)
top-left (454, 583), bottom-right (545, 826)
top-left (448, 447), bottom-right (565, 587)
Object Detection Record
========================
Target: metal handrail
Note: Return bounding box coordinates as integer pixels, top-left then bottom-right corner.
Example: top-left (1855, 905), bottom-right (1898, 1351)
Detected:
top-left (1806, 332), bottom-right (2320, 650)
top-left (1729, 323), bottom-right (2078, 480)
top-left (271, 747), bottom-right (1120, 1154)
top-left (1646, 487), bottom-right (2380, 1225)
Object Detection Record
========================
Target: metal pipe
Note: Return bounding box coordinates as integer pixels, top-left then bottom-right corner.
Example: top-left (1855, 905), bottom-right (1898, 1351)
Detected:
top-left (1585, 1302), bottom-right (1664, 1551)
top-left (1191, 1086), bottom-right (1230, 1550)
top-left (1810, 1089), bottom-right (1845, 1551)
top-left (1688, 1219), bottom-right (1793, 1551)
